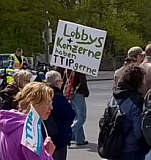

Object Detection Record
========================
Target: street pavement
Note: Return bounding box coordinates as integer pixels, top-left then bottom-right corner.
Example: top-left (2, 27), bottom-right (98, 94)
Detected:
top-left (67, 80), bottom-right (114, 160)
top-left (87, 71), bottom-right (114, 81)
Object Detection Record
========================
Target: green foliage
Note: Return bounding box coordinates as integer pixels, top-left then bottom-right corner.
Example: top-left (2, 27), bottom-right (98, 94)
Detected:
top-left (0, 0), bottom-right (150, 57)
top-left (73, 0), bottom-right (146, 56)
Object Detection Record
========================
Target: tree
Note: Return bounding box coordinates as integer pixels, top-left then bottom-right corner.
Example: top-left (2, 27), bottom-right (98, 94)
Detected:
top-left (0, 0), bottom-right (150, 58)
top-left (71, 0), bottom-right (145, 56)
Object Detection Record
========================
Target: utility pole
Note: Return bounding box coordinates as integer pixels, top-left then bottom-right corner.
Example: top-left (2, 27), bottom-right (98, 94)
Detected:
top-left (42, 1), bottom-right (52, 65)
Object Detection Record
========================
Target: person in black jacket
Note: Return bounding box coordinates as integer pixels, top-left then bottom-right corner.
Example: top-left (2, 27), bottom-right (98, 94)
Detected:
top-left (44, 70), bottom-right (75, 160)
top-left (112, 63), bottom-right (147, 160)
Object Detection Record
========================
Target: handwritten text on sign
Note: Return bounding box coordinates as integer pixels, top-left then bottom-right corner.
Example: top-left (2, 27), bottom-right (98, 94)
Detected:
top-left (50, 20), bottom-right (107, 76)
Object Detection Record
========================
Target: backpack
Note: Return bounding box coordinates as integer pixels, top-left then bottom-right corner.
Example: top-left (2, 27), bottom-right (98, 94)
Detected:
top-left (97, 96), bottom-right (126, 159)
top-left (141, 98), bottom-right (151, 147)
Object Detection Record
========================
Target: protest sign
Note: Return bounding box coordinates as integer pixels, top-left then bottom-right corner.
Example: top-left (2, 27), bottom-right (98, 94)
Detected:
top-left (50, 20), bottom-right (107, 76)
top-left (21, 105), bottom-right (42, 155)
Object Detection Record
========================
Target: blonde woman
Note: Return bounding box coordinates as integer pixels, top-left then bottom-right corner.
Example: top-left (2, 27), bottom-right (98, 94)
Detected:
top-left (0, 82), bottom-right (55, 160)
top-left (0, 70), bottom-right (32, 110)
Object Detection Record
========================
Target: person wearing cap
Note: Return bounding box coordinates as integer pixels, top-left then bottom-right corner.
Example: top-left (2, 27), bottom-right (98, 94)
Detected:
top-left (114, 46), bottom-right (144, 90)
top-left (140, 44), bottom-right (151, 160)
top-left (139, 44), bottom-right (151, 96)
top-left (9, 48), bottom-right (26, 69)
top-left (127, 46), bottom-right (145, 64)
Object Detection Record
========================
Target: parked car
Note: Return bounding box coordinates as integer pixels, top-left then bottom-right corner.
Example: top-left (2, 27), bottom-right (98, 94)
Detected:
top-left (0, 54), bottom-right (11, 68)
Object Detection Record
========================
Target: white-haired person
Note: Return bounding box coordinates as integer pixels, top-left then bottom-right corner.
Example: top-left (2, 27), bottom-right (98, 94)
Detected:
top-left (44, 70), bottom-right (75, 160)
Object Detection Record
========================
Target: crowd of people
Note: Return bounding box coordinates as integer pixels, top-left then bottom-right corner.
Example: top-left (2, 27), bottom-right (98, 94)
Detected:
top-left (1, 44), bottom-right (151, 160)
top-left (111, 44), bottom-right (151, 160)
top-left (0, 54), bottom-right (90, 160)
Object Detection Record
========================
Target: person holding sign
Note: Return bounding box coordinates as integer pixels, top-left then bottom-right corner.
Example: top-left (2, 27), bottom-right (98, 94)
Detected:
top-left (0, 82), bottom-right (55, 160)
top-left (70, 72), bottom-right (89, 145)
top-left (56, 67), bottom-right (89, 145)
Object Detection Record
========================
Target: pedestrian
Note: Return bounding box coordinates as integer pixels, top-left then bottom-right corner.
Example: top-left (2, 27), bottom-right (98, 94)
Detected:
top-left (0, 70), bottom-right (32, 110)
top-left (0, 82), bottom-right (55, 160)
top-left (127, 46), bottom-right (145, 64)
top-left (142, 89), bottom-right (151, 160)
top-left (70, 71), bottom-right (89, 145)
top-left (114, 46), bottom-right (144, 90)
top-left (114, 57), bottom-right (136, 89)
top-left (44, 70), bottom-right (75, 160)
top-left (9, 48), bottom-right (28, 69)
top-left (55, 68), bottom-right (89, 145)
top-left (139, 43), bottom-right (151, 96)
top-left (112, 63), bottom-right (146, 160)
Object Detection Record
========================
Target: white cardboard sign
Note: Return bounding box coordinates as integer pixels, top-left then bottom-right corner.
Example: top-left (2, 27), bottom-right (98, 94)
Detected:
top-left (50, 20), bottom-right (107, 76)
top-left (21, 106), bottom-right (42, 155)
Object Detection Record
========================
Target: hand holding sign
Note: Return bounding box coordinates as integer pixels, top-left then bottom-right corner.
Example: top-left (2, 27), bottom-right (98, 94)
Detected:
top-left (44, 137), bottom-right (56, 155)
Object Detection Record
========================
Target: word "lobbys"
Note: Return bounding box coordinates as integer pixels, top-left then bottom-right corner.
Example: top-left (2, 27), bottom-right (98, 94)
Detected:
top-left (63, 24), bottom-right (104, 47)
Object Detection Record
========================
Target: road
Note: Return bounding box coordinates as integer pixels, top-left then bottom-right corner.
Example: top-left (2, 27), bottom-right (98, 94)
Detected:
top-left (67, 80), bottom-right (113, 160)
